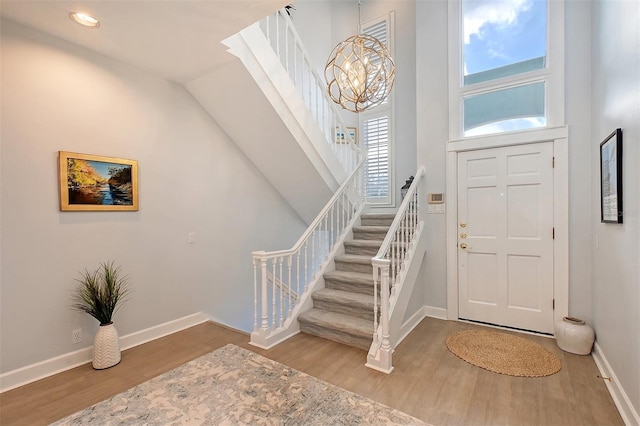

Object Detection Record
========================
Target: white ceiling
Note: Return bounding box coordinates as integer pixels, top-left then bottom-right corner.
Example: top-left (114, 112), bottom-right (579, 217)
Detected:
top-left (0, 0), bottom-right (290, 83)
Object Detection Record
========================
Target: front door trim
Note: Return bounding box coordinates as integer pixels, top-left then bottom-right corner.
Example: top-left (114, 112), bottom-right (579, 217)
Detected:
top-left (446, 126), bottom-right (569, 333)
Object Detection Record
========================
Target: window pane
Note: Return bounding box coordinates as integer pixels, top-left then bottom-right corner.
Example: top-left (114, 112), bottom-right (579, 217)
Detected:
top-left (463, 0), bottom-right (547, 85)
top-left (463, 82), bottom-right (545, 136)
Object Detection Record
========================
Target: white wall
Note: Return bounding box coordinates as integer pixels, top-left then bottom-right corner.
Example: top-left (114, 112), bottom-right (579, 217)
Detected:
top-left (290, 0), bottom-right (333, 74)
top-left (0, 19), bottom-right (306, 374)
top-left (416, 0), bottom-right (449, 309)
top-left (591, 0), bottom-right (640, 417)
top-left (301, 0), bottom-right (418, 209)
top-left (565, 0), bottom-right (594, 323)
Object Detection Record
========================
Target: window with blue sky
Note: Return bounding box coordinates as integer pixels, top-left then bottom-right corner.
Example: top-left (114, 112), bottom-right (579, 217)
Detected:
top-left (462, 0), bottom-right (548, 137)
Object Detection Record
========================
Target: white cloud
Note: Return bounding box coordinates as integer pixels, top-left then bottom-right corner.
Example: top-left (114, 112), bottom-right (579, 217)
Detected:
top-left (464, 117), bottom-right (545, 137)
top-left (463, 0), bottom-right (532, 44)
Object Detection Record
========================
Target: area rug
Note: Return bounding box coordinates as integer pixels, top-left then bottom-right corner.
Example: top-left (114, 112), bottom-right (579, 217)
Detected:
top-left (52, 344), bottom-right (427, 425)
top-left (446, 329), bottom-right (561, 377)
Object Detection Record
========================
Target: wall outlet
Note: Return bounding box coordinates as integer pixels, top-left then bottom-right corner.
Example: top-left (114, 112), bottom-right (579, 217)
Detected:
top-left (72, 328), bottom-right (82, 344)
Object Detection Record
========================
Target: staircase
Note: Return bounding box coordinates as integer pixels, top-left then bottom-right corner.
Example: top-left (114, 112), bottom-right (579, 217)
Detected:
top-left (297, 213), bottom-right (395, 350)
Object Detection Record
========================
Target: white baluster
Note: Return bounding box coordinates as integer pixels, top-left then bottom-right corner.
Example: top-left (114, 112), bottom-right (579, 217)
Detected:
top-left (279, 257), bottom-right (284, 327)
top-left (311, 232), bottom-right (315, 279)
top-left (284, 21), bottom-right (289, 76)
top-left (330, 205), bottom-right (335, 250)
top-left (293, 39), bottom-right (297, 87)
top-left (296, 252), bottom-right (300, 298)
top-left (260, 257), bottom-right (269, 332)
top-left (287, 255), bottom-right (293, 319)
top-left (324, 215), bottom-right (329, 261)
top-left (275, 11), bottom-right (280, 59)
top-left (304, 241), bottom-right (309, 292)
top-left (271, 259), bottom-right (277, 330)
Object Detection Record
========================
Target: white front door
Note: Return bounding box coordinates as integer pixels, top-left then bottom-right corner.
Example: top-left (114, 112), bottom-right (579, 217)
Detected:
top-left (457, 142), bottom-right (554, 334)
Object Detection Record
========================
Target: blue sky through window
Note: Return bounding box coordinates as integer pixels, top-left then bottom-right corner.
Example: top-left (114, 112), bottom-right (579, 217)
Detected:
top-left (463, 0), bottom-right (547, 76)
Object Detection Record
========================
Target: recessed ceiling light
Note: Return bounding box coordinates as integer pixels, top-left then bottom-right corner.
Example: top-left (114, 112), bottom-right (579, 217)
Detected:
top-left (69, 12), bottom-right (100, 28)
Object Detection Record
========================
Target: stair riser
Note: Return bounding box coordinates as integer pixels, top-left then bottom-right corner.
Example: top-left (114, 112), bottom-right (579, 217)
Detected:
top-left (312, 298), bottom-right (374, 321)
top-left (335, 260), bottom-right (373, 274)
top-left (299, 323), bottom-right (372, 351)
top-left (344, 245), bottom-right (380, 256)
top-left (353, 230), bottom-right (388, 241)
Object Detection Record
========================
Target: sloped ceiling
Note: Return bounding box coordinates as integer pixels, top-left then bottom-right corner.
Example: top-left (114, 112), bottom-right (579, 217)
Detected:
top-left (0, 0), bottom-right (290, 83)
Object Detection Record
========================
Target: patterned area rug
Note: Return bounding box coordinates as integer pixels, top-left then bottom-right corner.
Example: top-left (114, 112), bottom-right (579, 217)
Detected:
top-left (446, 329), bottom-right (561, 377)
top-left (53, 344), bottom-right (427, 425)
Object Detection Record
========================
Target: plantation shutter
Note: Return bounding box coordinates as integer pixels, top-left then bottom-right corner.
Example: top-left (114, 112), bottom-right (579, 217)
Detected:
top-left (361, 17), bottom-right (392, 204)
top-left (363, 116), bottom-right (390, 200)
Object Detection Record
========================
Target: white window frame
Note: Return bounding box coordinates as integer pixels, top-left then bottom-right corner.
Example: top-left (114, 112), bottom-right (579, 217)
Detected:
top-left (360, 11), bottom-right (396, 207)
top-left (447, 0), bottom-right (565, 140)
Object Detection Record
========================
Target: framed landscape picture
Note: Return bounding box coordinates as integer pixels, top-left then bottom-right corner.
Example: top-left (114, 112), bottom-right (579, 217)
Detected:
top-left (58, 151), bottom-right (139, 211)
top-left (600, 129), bottom-right (623, 223)
top-left (335, 127), bottom-right (358, 145)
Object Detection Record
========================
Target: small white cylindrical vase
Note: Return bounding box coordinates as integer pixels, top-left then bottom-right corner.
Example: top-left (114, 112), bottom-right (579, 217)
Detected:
top-left (93, 322), bottom-right (121, 369)
top-left (555, 316), bottom-right (595, 355)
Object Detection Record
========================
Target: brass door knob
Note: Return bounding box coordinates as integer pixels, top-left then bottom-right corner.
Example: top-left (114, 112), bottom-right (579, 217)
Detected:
top-left (460, 233), bottom-right (467, 239)
top-left (460, 243), bottom-right (468, 249)
top-left (460, 222), bottom-right (467, 228)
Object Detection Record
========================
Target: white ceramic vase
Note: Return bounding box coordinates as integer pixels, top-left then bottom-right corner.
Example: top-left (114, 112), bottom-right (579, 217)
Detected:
top-left (93, 322), bottom-right (121, 369)
top-left (555, 316), bottom-right (595, 355)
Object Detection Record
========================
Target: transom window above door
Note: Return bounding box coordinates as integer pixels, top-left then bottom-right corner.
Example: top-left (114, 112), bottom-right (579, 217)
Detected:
top-left (449, 0), bottom-right (564, 139)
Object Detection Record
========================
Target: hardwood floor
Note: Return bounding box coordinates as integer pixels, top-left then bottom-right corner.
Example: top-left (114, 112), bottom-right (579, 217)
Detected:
top-left (0, 317), bottom-right (623, 425)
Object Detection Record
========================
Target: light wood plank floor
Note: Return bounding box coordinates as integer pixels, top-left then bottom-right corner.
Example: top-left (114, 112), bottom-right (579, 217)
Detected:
top-left (0, 317), bottom-right (623, 425)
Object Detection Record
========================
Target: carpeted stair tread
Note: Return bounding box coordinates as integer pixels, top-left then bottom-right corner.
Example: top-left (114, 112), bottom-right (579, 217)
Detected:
top-left (361, 213), bottom-right (396, 219)
top-left (360, 214), bottom-right (396, 226)
top-left (334, 254), bottom-right (373, 264)
top-left (312, 288), bottom-right (375, 310)
top-left (298, 309), bottom-right (373, 338)
top-left (353, 226), bottom-right (389, 241)
top-left (343, 239), bottom-right (384, 255)
top-left (324, 270), bottom-right (376, 296)
top-left (334, 254), bottom-right (374, 274)
top-left (353, 225), bottom-right (390, 233)
top-left (324, 270), bottom-right (374, 285)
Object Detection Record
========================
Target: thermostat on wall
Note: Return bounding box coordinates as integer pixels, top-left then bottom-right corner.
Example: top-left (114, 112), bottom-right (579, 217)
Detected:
top-left (428, 193), bottom-right (444, 204)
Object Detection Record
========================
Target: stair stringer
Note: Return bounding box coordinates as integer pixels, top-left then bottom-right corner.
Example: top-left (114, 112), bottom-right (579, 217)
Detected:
top-left (366, 222), bottom-right (427, 371)
top-left (224, 23), bottom-right (349, 186)
top-left (388, 222), bottom-right (427, 348)
top-left (250, 205), bottom-right (365, 349)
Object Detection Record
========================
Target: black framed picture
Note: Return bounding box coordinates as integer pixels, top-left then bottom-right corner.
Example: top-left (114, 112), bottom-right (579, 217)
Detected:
top-left (600, 128), bottom-right (623, 223)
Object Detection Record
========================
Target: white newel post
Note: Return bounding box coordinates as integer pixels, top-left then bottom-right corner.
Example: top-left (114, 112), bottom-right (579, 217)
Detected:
top-left (368, 258), bottom-right (393, 373)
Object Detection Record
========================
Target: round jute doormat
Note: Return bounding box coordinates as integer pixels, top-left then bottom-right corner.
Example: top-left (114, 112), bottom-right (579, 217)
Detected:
top-left (446, 329), bottom-right (561, 377)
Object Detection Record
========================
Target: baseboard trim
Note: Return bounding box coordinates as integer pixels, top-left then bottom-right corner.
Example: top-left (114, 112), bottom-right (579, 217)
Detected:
top-left (119, 312), bottom-right (210, 351)
top-left (0, 312), bottom-right (209, 393)
top-left (592, 341), bottom-right (640, 426)
top-left (425, 305), bottom-right (448, 320)
top-left (396, 307), bottom-right (427, 348)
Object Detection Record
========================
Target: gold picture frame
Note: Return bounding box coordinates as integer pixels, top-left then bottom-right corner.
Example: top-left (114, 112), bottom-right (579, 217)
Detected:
top-left (335, 127), bottom-right (358, 145)
top-left (58, 151), bottom-right (139, 211)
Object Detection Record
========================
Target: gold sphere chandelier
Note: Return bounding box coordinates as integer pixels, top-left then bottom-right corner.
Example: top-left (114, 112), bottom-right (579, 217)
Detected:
top-left (324, 2), bottom-right (396, 113)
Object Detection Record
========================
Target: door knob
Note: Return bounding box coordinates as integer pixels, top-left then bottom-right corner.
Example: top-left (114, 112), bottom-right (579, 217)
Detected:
top-left (460, 243), bottom-right (468, 249)
top-left (460, 233), bottom-right (467, 239)
top-left (460, 222), bottom-right (467, 228)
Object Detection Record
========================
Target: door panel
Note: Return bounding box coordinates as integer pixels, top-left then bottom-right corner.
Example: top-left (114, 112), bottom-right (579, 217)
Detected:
top-left (458, 142), bottom-right (554, 334)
